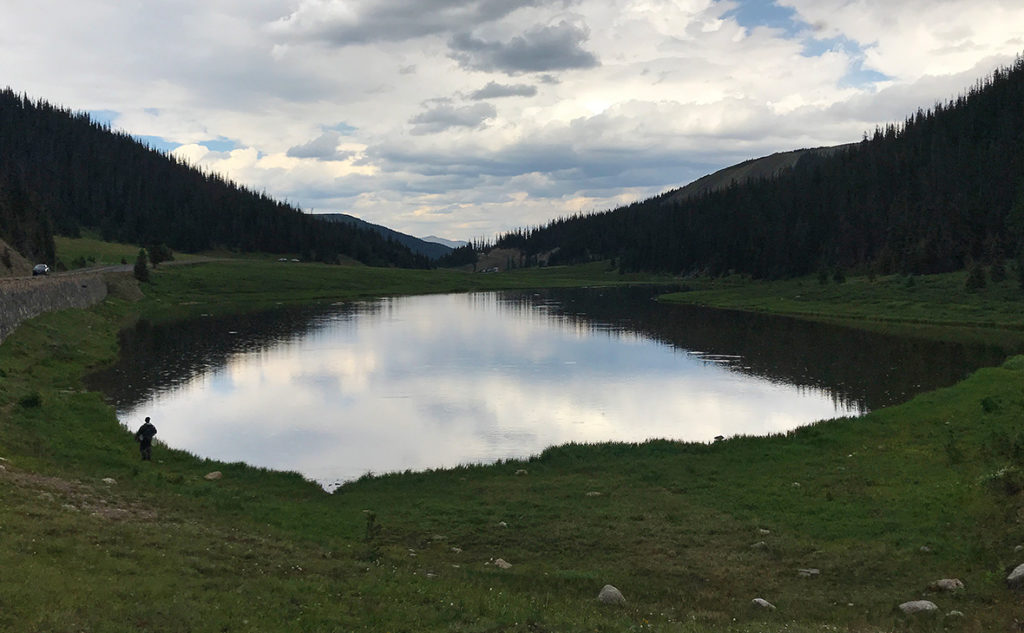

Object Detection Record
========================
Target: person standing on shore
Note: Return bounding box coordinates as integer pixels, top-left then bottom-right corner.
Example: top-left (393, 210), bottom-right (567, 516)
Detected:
top-left (135, 417), bottom-right (157, 461)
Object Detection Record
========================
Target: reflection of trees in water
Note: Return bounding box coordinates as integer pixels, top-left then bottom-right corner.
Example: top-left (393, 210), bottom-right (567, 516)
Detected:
top-left (85, 303), bottom-right (375, 412)
top-left (497, 287), bottom-right (1008, 412)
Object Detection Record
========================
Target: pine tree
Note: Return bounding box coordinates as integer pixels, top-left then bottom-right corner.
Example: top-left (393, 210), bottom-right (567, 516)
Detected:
top-left (133, 248), bottom-right (150, 283)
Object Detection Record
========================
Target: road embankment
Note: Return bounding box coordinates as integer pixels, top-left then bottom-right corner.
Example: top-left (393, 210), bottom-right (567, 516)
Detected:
top-left (0, 273), bottom-right (108, 344)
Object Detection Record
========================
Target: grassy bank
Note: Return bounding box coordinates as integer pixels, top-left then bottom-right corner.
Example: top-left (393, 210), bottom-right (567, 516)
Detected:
top-left (3, 258), bottom-right (1024, 631)
top-left (662, 271), bottom-right (1024, 341)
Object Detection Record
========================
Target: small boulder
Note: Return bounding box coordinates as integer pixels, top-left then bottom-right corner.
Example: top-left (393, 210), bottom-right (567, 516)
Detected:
top-left (751, 598), bottom-right (776, 610)
top-left (585, 491), bottom-right (602, 497)
top-left (497, 521), bottom-right (508, 528)
top-left (758, 528), bottom-right (771, 535)
top-left (494, 558), bottom-right (512, 569)
top-left (514, 469), bottom-right (528, 476)
top-left (751, 541), bottom-right (768, 550)
top-left (101, 477), bottom-right (117, 485)
top-left (798, 568), bottom-right (820, 578)
top-left (898, 600), bottom-right (938, 615)
top-left (1007, 562), bottom-right (1024, 588)
top-left (204, 471), bottom-right (223, 481)
top-left (947, 610), bottom-right (965, 618)
top-left (928, 578), bottom-right (964, 592)
top-left (597, 585), bottom-right (626, 605)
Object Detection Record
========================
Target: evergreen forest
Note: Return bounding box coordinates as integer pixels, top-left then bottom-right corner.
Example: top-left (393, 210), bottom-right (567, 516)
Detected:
top-left (0, 89), bottom-right (428, 268)
top-left (497, 56), bottom-right (1024, 278)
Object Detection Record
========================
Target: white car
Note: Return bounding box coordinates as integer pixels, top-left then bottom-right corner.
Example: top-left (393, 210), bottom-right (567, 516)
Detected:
top-left (32, 264), bottom-right (49, 276)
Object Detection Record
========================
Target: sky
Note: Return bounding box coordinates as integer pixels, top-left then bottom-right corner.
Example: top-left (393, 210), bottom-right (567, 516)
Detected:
top-left (2, 1), bottom-right (1023, 242)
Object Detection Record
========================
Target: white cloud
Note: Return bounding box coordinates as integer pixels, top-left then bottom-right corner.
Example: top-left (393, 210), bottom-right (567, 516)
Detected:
top-left (2, 0), bottom-right (1021, 240)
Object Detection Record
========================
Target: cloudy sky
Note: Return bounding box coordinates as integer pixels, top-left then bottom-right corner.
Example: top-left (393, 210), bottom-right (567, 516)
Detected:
top-left (3, 1), bottom-right (1023, 242)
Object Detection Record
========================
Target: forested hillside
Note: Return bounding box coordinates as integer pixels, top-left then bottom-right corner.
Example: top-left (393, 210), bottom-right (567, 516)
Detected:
top-left (0, 89), bottom-right (428, 268)
top-left (499, 57), bottom-right (1024, 278)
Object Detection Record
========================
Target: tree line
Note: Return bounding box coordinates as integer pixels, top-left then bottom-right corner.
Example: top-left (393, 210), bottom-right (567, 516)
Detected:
top-left (497, 56), bottom-right (1024, 279)
top-left (0, 88), bottom-right (428, 268)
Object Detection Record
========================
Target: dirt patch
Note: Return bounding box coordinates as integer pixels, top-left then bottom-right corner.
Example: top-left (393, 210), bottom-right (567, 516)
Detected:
top-left (105, 273), bottom-right (145, 301)
top-left (0, 238), bottom-right (32, 277)
top-left (0, 462), bottom-right (158, 522)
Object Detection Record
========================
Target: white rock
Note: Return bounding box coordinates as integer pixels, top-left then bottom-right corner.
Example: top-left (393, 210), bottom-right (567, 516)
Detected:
top-left (929, 578), bottom-right (963, 592)
top-left (597, 585), bottom-right (626, 605)
top-left (752, 598), bottom-right (776, 610)
top-left (798, 568), bottom-right (820, 577)
top-left (1014, 545), bottom-right (1023, 552)
top-left (758, 528), bottom-right (771, 535)
top-left (494, 558), bottom-right (512, 569)
top-left (101, 477), bottom-right (116, 485)
top-left (751, 541), bottom-right (768, 549)
top-left (514, 469), bottom-right (528, 476)
top-left (497, 521), bottom-right (508, 528)
top-left (1007, 562), bottom-right (1024, 588)
top-left (585, 491), bottom-right (602, 497)
top-left (898, 600), bottom-right (938, 614)
top-left (947, 610), bottom-right (965, 617)
top-left (0, 464), bottom-right (5, 472)
top-left (451, 547), bottom-right (463, 554)
top-left (791, 482), bottom-right (801, 488)
top-left (204, 471), bottom-right (222, 480)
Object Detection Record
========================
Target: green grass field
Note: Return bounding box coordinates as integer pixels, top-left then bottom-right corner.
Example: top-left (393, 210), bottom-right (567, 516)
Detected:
top-left (3, 247), bottom-right (1024, 632)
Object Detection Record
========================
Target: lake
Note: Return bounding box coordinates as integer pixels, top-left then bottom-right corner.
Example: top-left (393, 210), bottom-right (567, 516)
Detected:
top-left (86, 287), bottom-right (1006, 489)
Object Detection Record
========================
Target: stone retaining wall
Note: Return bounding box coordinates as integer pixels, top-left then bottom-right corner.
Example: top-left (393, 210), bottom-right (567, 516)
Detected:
top-left (0, 274), bottom-right (108, 344)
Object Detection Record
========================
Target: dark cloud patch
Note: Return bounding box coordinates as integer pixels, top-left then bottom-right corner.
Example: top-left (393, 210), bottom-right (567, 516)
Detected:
top-left (272, 0), bottom-right (558, 46)
top-left (468, 81), bottom-right (538, 100)
top-left (448, 21), bottom-right (599, 74)
top-left (368, 134), bottom-right (721, 200)
top-left (287, 131), bottom-right (356, 161)
top-left (409, 102), bottom-right (497, 135)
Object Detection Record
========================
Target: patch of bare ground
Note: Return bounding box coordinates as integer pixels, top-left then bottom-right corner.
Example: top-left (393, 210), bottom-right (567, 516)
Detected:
top-left (0, 461), bottom-right (158, 521)
top-left (0, 237), bottom-right (33, 277)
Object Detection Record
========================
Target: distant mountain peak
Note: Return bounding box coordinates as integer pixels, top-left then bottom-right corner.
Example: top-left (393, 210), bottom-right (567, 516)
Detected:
top-left (420, 235), bottom-right (469, 249)
top-left (313, 213), bottom-right (453, 260)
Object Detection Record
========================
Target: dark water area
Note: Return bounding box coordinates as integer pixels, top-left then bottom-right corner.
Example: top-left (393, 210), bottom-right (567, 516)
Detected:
top-left (508, 287), bottom-right (1008, 411)
top-left (85, 287), bottom-right (1008, 487)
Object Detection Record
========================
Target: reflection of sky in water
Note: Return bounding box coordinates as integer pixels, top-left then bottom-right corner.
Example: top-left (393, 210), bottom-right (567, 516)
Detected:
top-left (126, 293), bottom-right (857, 488)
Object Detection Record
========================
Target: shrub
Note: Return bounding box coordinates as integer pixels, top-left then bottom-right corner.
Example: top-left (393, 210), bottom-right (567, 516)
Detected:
top-left (964, 261), bottom-right (986, 291)
top-left (18, 392), bottom-right (42, 408)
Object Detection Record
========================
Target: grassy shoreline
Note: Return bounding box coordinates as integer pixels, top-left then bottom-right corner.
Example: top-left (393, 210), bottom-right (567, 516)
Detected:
top-left (3, 258), bottom-right (1024, 632)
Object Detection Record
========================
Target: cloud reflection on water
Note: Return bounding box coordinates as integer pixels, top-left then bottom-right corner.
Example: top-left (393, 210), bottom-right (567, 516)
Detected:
top-left (125, 292), bottom-right (854, 488)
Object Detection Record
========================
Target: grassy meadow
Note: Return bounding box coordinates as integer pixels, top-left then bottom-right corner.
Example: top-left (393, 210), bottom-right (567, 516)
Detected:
top-left (2, 248), bottom-right (1024, 632)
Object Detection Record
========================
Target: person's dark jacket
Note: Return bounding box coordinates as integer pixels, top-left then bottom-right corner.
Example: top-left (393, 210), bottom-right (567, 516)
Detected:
top-left (135, 422), bottom-right (157, 446)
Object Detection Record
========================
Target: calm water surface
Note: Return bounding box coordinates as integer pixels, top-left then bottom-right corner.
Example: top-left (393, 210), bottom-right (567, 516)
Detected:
top-left (87, 287), bottom-right (1006, 488)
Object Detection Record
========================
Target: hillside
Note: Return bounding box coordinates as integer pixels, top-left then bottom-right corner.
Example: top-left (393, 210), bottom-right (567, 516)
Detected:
top-left (664, 144), bottom-right (853, 203)
top-left (314, 212), bottom-right (452, 260)
top-left (0, 89), bottom-right (428, 269)
top-left (498, 57), bottom-right (1024, 279)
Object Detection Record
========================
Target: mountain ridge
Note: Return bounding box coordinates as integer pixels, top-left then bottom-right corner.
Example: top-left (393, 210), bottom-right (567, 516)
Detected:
top-left (312, 213), bottom-right (453, 260)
